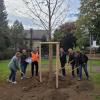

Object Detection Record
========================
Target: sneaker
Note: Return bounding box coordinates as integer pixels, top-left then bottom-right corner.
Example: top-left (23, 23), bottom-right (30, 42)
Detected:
top-left (12, 81), bottom-right (17, 84)
top-left (7, 79), bottom-right (12, 83)
top-left (21, 77), bottom-right (24, 80)
top-left (21, 77), bottom-right (25, 80)
top-left (77, 78), bottom-right (82, 81)
top-left (61, 76), bottom-right (65, 80)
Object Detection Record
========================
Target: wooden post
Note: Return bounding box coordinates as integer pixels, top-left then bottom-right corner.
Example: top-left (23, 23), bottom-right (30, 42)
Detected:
top-left (49, 44), bottom-right (53, 79)
top-left (56, 43), bottom-right (59, 88)
top-left (39, 43), bottom-right (42, 82)
top-left (38, 42), bottom-right (60, 87)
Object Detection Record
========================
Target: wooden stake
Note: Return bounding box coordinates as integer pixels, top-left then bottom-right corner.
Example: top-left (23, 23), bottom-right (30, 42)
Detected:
top-left (38, 42), bottom-right (60, 87)
top-left (39, 44), bottom-right (42, 82)
top-left (56, 43), bottom-right (59, 88)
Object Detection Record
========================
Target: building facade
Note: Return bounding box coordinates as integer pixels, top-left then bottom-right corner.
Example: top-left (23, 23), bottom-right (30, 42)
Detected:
top-left (24, 30), bottom-right (49, 49)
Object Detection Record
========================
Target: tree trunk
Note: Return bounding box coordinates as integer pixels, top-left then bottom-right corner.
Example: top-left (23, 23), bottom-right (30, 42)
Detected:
top-left (49, 44), bottom-right (53, 79)
top-left (48, 0), bottom-right (53, 79)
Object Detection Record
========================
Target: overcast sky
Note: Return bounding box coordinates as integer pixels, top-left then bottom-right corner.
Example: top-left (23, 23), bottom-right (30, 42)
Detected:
top-left (4, 0), bottom-right (80, 29)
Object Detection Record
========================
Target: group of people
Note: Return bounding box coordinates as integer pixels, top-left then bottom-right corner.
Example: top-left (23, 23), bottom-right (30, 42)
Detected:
top-left (7, 47), bottom-right (90, 84)
top-left (60, 48), bottom-right (90, 81)
top-left (7, 48), bottom-right (39, 84)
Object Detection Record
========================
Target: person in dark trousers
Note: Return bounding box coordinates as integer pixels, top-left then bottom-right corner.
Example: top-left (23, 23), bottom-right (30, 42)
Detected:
top-left (7, 52), bottom-right (21, 84)
top-left (76, 51), bottom-right (89, 80)
top-left (74, 52), bottom-right (79, 76)
top-left (60, 48), bottom-right (66, 77)
top-left (68, 48), bottom-right (76, 78)
top-left (31, 48), bottom-right (39, 77)
top-left (20, 49), bottom-right (28, 79)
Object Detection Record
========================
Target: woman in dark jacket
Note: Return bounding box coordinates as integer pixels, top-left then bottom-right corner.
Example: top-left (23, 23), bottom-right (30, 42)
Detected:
top-left (60, 48), bottom-right (67, 76)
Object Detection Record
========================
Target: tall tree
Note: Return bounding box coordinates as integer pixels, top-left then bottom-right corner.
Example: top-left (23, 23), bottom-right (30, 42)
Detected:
top-left (11, 20), bottom-right (25, 51)
top-left (76, 0), bottom-right (100, 49)
top-left (0, 0), bottom-right (10, 51)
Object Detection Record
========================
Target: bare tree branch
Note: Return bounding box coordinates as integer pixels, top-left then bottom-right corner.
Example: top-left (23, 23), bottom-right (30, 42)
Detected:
top-left (51, 8), bottom-right (67, 27)
top-left (51, 0), bottom-right (58, 17)
top-left (34, 0), bottom-right (49, 16)
top-left (15, 8), bottom-right (46, 29)
top-left (52, 0), bottom-right (65, 15)
top-left (22, 0), bottom-right (48, 30)
top-left (52, 13), bottom-right (68, 30)
top-left (21, 0), bottom-right (70, 33)
top-left (51, 0), bottom-right (70, 29)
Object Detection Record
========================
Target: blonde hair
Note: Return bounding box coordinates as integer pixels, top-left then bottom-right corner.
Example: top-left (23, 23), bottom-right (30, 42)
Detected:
top-left (68, 48), bottom-right (73, 52)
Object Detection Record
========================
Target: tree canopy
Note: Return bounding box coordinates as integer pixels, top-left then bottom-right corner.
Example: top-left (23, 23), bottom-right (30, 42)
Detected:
top-left (54, 22), bottom-right (76, 50)
top-left (10, 20), bottom-right (25, 51)
top-left (76, 0), bottom-right (100, 48)
top-left (0, 0), bottom-right (10, 51)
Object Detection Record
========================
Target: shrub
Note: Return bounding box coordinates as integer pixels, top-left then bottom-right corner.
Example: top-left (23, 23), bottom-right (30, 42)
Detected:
top-left (0, 48), bottom-right (15, 60)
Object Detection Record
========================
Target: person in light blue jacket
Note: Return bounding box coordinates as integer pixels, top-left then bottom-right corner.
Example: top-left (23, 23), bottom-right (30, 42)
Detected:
top-left (7, 52), bottom-right (21, 84)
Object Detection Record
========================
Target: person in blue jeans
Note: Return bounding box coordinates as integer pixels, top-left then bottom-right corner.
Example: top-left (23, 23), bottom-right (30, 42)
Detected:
top-left (76, 51), bottom-right (89, 80)
top-left (7, 52), bottom-right (21, 84)
top-left (20, 49), bottom-right (28, 79)
top-left (68, 48), bottom-right (78, 78)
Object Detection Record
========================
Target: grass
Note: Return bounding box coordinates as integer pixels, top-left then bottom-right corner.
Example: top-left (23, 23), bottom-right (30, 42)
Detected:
top-left (0, 59), bottom-right (100, 100)
top-left (88, 60), bottom-right (100, 100)
top-left (91, 73), bottom-right (100, 100)
top-left (0, 60), bottom-right (10, 80)
top-left (0, 59), bottom-right (100, 80)
top-left (89, 59), bottom-right (100, 66)
top-left (0, 58), bottom-right (56, 81)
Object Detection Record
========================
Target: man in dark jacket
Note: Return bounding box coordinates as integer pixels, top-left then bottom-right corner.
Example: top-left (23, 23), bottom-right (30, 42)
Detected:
top-left (76, 51), bottom-right (89, 80)
top-left (60, 48), bottom-right (67, 76)
top-left (20, 49), bottom-right (28, 79)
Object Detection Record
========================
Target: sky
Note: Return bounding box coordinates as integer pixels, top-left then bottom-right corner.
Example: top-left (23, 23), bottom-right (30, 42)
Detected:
top-left (4, 0), bottom-right (80, 30)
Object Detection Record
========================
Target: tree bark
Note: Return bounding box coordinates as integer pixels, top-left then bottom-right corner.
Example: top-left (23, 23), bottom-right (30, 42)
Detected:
top-left (49, 44), bottom-right (53, 79)
top-left (48, 0), bottom-right (53, 79)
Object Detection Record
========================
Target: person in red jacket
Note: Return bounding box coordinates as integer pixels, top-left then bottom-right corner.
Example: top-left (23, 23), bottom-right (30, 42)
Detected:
top-left (31, 48), bottom-right (39, 77)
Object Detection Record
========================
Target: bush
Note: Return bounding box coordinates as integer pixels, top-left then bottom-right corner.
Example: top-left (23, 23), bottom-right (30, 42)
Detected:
top-left (0, 48), bottom-right (15, 60)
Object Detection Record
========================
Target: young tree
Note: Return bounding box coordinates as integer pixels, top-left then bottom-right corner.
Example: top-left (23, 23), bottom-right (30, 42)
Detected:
top-left (0, 0), bottom-right (10, 51)
top-left (20, 0), bottom-right (70, 78)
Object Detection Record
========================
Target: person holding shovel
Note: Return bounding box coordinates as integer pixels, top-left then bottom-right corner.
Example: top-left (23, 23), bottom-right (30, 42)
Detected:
top-left (7, 52), bottom-right (21, 84)
top-left (20, 49), bottom-right (28, 80)
top-left (68, 48), bottom-right (76, 78)
top-left (60, 48), bottom-right (67, 77)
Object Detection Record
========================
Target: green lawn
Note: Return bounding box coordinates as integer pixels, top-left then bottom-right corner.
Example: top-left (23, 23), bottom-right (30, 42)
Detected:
top-left (0, 59), bottom-right (100, 80)
top-left (0, 59), bottom-right (56, 81)
top-left (0, 60), bottom-right (9, 80)
top-left (88, 60), bottom-right (100, 100)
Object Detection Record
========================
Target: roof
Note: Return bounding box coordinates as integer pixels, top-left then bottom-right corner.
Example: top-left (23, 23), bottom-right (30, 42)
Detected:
top-left (24, 30), bottom-right (49, 41)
